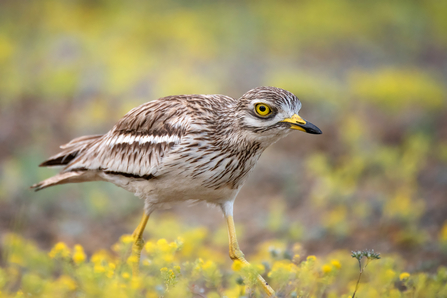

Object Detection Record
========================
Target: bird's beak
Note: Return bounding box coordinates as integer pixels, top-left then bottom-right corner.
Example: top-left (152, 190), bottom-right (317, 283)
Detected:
top-left (281, 114), bottom-right (322, 134)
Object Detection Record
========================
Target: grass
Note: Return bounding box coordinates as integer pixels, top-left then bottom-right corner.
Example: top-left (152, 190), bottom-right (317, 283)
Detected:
top-left (1, 228), bottom-right (446, 298)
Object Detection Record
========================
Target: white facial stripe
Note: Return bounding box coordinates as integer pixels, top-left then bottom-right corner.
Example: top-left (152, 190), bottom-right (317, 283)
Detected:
top-left (251, 99), bottom-right (275, 107)
top-left (243, 115), bottom-right (280, 128)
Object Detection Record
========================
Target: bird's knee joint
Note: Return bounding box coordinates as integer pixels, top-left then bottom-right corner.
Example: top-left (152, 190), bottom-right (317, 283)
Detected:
top-left (229, 249), bottom-right (244, 261)
top-left (133, 238), bottom-right (145, 252)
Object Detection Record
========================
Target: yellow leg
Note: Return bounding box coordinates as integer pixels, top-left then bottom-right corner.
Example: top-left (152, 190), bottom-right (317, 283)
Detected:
top-left (130, 212), bottom-right (150, 276)
top-left (225, 214), bottom-right (276, 297)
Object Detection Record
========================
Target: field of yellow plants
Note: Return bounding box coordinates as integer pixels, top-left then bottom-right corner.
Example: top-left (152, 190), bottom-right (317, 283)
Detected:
top-left (1, 0), bottom-right (447, 297)
top-left (2, 223), bottom-right (446, 297)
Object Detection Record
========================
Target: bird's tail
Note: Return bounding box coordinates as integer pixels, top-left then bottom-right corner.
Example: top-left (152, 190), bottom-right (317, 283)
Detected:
top-left (31, 134), bottom-right (103, 191)
top-left (31, 171), bottom-right (92, 191)
top-left (38, 134), bottom-right (103, 167)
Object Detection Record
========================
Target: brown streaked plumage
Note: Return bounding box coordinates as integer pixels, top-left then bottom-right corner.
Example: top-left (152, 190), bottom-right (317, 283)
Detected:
top-left (32, 86), bottom-right (322, 296)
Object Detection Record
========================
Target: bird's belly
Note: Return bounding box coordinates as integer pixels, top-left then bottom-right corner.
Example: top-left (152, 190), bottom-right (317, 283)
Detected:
top-left (106, 172), bottom-right (238, 209)
top-left (152, 176), bottom-right (236, 205)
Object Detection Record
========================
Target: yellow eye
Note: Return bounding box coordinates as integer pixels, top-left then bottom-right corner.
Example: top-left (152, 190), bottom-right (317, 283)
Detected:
top-left (255, 103), bottom-right (272, 117)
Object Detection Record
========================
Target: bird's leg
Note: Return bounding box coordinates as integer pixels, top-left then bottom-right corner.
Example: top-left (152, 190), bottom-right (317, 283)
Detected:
top-left (221, 203), bottom-right (276, 297)
top-left (130, 212), bottom-right (150, 276)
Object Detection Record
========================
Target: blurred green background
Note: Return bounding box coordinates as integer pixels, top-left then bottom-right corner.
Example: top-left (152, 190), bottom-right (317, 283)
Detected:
top-left (1, 0), bottom-right (446, 273)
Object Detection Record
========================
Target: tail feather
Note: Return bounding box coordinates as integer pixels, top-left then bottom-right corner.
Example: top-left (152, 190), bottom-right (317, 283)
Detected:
top-left (31, 170), bottom-right (99, 191)
top-left (31, 171), bottom-right (84, 191)
top-left (39, 134), bottom-right (103, 167)
top-left (33, 134), bottom-right (104, 191)
top-left (39, 152), bottom-right (79, 167)
top-left (59, 134), bottom-right (103, 150)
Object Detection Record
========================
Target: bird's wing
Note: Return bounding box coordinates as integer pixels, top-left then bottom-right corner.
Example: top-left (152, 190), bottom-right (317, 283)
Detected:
top-left (65, 98), bottom-right (191, 178)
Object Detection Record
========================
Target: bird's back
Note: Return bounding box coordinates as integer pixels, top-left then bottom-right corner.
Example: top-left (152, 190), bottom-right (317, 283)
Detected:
top-left (32, 94), bottom-right (248, 195)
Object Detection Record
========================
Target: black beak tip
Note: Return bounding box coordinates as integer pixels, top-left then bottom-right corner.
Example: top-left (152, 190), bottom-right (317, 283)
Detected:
top-left (308, 127), bottom-right (322, 134)
top-left (303, 122), bottom-right (322, 134)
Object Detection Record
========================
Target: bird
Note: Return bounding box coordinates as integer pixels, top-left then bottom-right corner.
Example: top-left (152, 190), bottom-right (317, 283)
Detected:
top-left (32, 86), bottom-right (321, 297)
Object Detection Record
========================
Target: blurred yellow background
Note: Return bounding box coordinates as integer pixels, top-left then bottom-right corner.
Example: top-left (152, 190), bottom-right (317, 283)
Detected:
top-left (1, 0), bottom-right (447, 277)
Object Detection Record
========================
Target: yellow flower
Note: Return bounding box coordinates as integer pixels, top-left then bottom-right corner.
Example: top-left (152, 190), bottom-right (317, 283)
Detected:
top-left (306, 255), bottom-right (317, 262)
top-left (157, 239), bottom-right (170, 252)
top-left (268, 260), bottom-right (295, 282)
top-left (331, 259), bottom-right (342, 269)
top-left (49, 242), bottom-right (71, 259)
top-left (72, 244), bottom-right (86, 264)
top-left (232, 260), bottom-right (243, 271)
top-left (399, 272), bottom-right (410, 281)
top-left (202, 260), bottom-right (214, 270)
top-left (91, 250), bottom-right (110, 264)
top-left (94, 264), bottom-right (106, 273)
top-left (160, 267), bottom-right (168, 272)
top-left (169, 269), bottom-right (175, 278)
top-left (120, 234), bottom-right (134, 244)
top-left (145, 242), bottom-right (156, 254)
top-left (292, 254), bottom-right (300, 263)
top-left (322, 265), bottom-right (332, 274)
top-left (54, 242), bottom-right (68, 251)
top-left (122, 272), bottom-right (130, 279)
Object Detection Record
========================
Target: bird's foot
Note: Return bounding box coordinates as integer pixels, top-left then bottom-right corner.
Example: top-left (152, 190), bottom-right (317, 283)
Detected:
top-left (229, 249), bottom-right (275, 297)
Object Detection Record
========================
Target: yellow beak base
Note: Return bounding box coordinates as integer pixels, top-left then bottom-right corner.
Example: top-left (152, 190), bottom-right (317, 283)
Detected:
top-left (289, 125), bottom-right (307, 132)
top-left (282, 114), bottom-right (306, 125)
top-left (281, 114), bottom-right (322, 134)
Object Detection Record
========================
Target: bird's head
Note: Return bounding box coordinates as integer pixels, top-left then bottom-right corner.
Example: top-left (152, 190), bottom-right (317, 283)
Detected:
top-left (235, 86), bottom-right (322, 144)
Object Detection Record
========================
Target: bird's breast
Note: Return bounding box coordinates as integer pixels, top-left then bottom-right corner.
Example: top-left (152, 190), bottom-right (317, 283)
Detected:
top-left (161, 135), bottom-right (264, 190)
